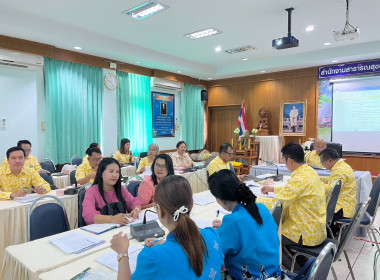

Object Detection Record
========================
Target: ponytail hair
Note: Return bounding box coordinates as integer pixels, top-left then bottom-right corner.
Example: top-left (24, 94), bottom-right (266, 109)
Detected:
top-left (154, 175), bottom-right (208, 276)
top-left (208, 169), bottom-right (263, 226)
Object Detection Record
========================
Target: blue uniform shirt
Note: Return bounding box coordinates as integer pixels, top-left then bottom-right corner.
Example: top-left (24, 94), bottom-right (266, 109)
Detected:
top-left (132, 227), bottom-right (224, 280)
top-left (217, 203), bottom-right (281, 280)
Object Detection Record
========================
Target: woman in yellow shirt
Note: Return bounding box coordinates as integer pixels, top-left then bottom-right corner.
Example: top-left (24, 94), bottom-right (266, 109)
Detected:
top-left (137, 143), bottom-right (159, 174)
top-left (113, 138), bottom-right (133, 165)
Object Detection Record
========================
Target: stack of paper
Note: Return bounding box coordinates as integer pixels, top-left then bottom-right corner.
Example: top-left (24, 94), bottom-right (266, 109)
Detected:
top-left (13, 194), bottom-right (40, 204)
top-left (250, 186), bottom-right (275, 198)
top-left (96, 245), bottom-right (144, 273)
top-left (49, 231), bottom-right (105, 254)
top-left (193, 195), bottom-right (215, 206)
top-left (81, 223), bottom-right (122, 235)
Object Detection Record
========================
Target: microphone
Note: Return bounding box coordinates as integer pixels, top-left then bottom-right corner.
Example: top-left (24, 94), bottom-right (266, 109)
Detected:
top-left (143, 209), bottom-right (157, 224)
top-left (130, 209), bottom-right (165, 242)
top-left (259, 158), bottom-right (274, 166)
top-left (259, 158), bottom-right (281, 178)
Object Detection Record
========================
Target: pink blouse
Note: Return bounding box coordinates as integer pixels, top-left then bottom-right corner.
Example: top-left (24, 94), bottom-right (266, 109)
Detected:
top-left (82, 185), bottom-right (142, 225)
top-left (137, 175), bottom-right (159, 206)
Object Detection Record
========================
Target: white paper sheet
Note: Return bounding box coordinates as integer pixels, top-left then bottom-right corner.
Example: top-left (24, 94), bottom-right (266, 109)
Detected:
top-left (192, 218), bottom-right (213, 229)
top-left (49, 231), bottom-right (105, 254)
top-left (244, 180), bottom-right (261, 187)
top-left (192, 195), bottom-right (215, 206)
top-left (81, 223), bottom-right (122, 235)
top-left (126, 211), bottom-right (158, 226)
top-left (140, 166), bottom-right (152, 176)
top-left (256, 173), bottom-right (276, 179)
top-left (249, 186), bottom-right (276, 198)
top-left (95, 246), bottom-right (143, 273)
top-left (13, 193), bottom-right (40, 203)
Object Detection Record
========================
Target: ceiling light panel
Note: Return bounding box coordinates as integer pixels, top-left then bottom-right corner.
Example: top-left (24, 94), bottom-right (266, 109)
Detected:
top-left (184, 28), bottom-right (222, 40)
top-left (123, 1), bottom-right (168, 20)
top-left (225, 45), bottom-right (256, 54)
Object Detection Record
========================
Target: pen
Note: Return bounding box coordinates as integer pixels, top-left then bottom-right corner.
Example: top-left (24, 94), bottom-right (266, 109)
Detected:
top-left (144, 237), bottom-right (165, 247)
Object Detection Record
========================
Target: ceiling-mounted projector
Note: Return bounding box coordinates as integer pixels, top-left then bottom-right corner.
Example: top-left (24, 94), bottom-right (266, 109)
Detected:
top-left (333, 0), bottom-right (360, 42)
top-left (272, 7), bottom-right (299, 50)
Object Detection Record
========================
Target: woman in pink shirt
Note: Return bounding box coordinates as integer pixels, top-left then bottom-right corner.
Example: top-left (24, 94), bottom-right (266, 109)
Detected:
top-left (82, 158), bottom-right (142, 225)
top-left (137, 154), bottom-right (174, 209)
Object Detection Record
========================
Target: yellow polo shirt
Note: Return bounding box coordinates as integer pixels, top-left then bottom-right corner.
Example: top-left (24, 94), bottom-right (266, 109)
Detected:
top-left (274, 164), bottom-right (327, 246)
top-left (0, 155), bottom-right (42, 172)
top-left (75, 161), bottom-right (96, 184)
top-left (321, 159), bottom-right (357, 218)
top-left (305, 150), bottom-right (324, 168)
top-left (113, 150), bottom-right (133, 164)
top-left (207, 155), bottom-right (231, 176)
top-left (137, 157), bottom-right (153, 173)
top-left (0, 165), bottom-right (50, 200)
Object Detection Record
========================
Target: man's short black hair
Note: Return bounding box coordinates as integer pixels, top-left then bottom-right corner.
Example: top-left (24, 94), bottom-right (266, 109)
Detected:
top-left (319, 147), bottom-right (340, 162)
top-left (87, 147), bottom-right (102, 156)
top-left (219, 143), bottom-right (233, 154)
top-left (6, 147), bottom-right (26, 159)
top-left (281, 142), bottom-right (305, 164)
top-left (17, 140), bottom-right (32, 147)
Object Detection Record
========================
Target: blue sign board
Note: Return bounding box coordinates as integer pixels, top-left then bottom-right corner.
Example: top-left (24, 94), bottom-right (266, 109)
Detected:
top-left (152, 92), bottom-right (175, 138)
top-left (319, 59), bottom-right (380, 79)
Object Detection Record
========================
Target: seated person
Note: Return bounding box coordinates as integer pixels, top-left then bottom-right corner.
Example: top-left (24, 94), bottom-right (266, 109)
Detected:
top-left (137, 154), bottom-right (174, 209)
top-left (209, 169), bottom-right (281, 279)
top-left (0, 147), bottom-right (50, 200)
top-left (170, 141), bottom-right (193, 168)
top-left (76, 147), bottom-right (102, 185)
top-left (83, 142), bottom-right (100, 164)
top-left (82, 158), bottom-right (141, 225)
top-left (0, 140), bottom-right (42, 172)
top-left (137, 143), bottom-right (159, 174)
top-left (319, 148), bottom-right (357, 232)
top-left (261, 143), bottom-right (327, 247)
top-left (111, 175), bottom-right (224, 279)
top-left (207, 143), bottom-right (235, 176)
top-left (305, 138), bottom-right (327, 168)
top-left (113, 138), bottom-right (133, 165)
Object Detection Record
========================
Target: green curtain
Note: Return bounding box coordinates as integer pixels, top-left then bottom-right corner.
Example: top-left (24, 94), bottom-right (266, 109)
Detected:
top-left (117, 72), bottom-right (152, 155)
top-left (182, 84), bottom-right (205, 150)
top-left (44, 57), bottom-right (103, 163)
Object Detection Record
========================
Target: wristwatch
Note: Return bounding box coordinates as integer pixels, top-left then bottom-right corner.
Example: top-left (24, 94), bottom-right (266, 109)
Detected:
top-left (117, 252), bottom-right (129, 262)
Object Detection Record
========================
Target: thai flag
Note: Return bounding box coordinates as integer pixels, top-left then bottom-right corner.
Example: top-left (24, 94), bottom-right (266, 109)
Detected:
top-left (238, 102), bottom-right (248, 135)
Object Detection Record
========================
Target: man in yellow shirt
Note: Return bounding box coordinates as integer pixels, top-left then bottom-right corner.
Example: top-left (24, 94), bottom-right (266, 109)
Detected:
top-left (261, 143), bottom-right (327, 247)
top-left (0, 140), bottom-right (42, 172)
top-left (207, 143), bottom-right (235, 176)
top-left (76, 147), bottom-right (102, 185)
top-left (319, 148), bottom-right (357, 234)
top-left (0, 147), bottom-right (50, 200)
top-left (305, 138), bottom-right (326, 168)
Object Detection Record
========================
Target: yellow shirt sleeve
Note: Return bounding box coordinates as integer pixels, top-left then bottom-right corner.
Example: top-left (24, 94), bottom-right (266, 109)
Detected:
top-left (31, 170), bottom-right (51, 192)
top-left (0, 177), bottom-right (12, 200)
top-left (137, 157), bottom-right (149, 173)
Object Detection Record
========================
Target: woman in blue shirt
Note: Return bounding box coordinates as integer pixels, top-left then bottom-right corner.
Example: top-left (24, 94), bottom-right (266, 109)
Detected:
top-left (208, 169), bottom-right (281, 280)
top-left (111, 175), bottom-right (224, 280)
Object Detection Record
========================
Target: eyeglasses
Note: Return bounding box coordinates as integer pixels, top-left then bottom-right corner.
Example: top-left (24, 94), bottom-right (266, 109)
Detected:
top-left (92, 157), bottom-right (103, 162)
top-left (154, 163), bottom-right (167, 170)
top-left (23, 149), bottom-right (32, 152)
top-left (225, 152), bottom-right (234, 157)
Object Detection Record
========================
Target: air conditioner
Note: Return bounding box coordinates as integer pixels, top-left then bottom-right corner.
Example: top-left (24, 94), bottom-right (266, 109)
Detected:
top-left (0, 57), bottom-right (43, 69)
top-left (151, 77), bottom-right (183, 91)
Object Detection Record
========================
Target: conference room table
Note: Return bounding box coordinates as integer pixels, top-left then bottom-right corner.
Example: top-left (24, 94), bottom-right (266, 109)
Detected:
top-left (51, 173), bottom-right (71, 189)
top-left (0, 191), bottom-right (78, 266)
top-left (1, 191), bottom-right (223, 280)
top-left (250, 164), bottom-right (372, 204)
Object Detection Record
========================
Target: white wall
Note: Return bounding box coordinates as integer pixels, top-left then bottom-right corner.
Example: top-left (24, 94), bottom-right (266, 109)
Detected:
top-left (0, 65), bottom-right (45, 160)
top-left (151, 87), bottom-right (182, 151)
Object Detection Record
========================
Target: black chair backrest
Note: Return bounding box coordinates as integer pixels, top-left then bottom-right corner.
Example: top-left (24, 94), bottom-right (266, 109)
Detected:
top-left (326, 180), bottom-right (342, 226)
top-left (127, 181), bottom-right (142, 197)
top-left (40, 173), bottom-right (57, 190)
top-left (307, 242), bottom-right (336, 280)
top-left (140, 152), bottom-right (148, 158)
top-left (335, 197), bottom-right (371, 261)
top-left (71, 157), bottom-right (83, 166)
top-left (78, 185), bottom-right (88, 227)
top-left (28, 195), bottom-right (70, 241)
top-left (204, 155), bottom-right (217, 168)
top-left (40, 159), bottom-right (56, 174)
top-left (310, 142), bottom-right (343, 158)
top-left (70, 170), bottom-right (77, 186)
top-left (367, 175), bottom-right (380, 217)
top-left (270, 200), bottom-right (283, 228)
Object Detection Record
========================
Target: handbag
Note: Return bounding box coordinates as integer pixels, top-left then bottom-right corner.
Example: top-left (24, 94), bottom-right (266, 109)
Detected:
top-left (101, 201), bottom-right (127, 216)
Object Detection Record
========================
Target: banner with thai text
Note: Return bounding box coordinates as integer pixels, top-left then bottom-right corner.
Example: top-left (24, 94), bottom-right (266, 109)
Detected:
top-left (319, 59), bottom-right (380, 79)
top-left (152, 92), bottom-right (175, 138)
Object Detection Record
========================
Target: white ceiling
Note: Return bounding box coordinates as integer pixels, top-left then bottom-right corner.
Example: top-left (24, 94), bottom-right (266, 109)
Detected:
top-left (1, 0), bottom-right (379, 79)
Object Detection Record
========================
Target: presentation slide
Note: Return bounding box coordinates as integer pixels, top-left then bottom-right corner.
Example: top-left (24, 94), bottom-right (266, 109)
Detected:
top-left (332, 78), bottom-right (380, 154)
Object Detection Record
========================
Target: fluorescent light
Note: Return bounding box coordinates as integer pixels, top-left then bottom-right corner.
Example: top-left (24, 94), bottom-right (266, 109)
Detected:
top-left (332, 60), bottom-right (339, 63)
top-left (225, 45), bottom-right (256, 54)
top-left (74, 46), bottom-right (82, 50)
top-left (184, 28), bottom-right (222, 40)
top-left (260, 70), bottom-right (266, 73)
top-left (208, 78), bottom-right (213, 80)
top-left (305, 25), bottom-right (315, 32)
top-left (135, 61), bottom-right (141, 64)
top-left (123, 1), bottom-right (168, 20)
top-left (242, 58), bottom-right (248, 61)
top-left (177, 70), bottom-right (182, 74)
top-left (323, 42), bottom-right (332, 46)
top-left (214, 46), bottom-right (222, 52)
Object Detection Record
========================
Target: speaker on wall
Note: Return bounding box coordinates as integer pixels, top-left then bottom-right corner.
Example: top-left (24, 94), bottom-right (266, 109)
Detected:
top-left (201, 89), bottom-right (208, 101)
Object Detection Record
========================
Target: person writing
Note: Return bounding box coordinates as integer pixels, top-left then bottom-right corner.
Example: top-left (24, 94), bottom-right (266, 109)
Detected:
top-left (305, 138), bottom-right (327, 168)
top-left (137, 154), bottom-right (174, 209)
top-left (76, 147), bottom-right (102, 185)
top-left (113, 138), bottom-right (133, 165)
top-left (170, 141), bottom-right (193, 168)
top-left (0, 147), bottom-right (50, 200)
top-left (82, 158), bottom-right (141, 225)
top-left (209, 169), bottom-right (281, 279)
top-left (110, 175), bottom-right (224, 279)
top-left (137, 143), bottom-right (159, 174)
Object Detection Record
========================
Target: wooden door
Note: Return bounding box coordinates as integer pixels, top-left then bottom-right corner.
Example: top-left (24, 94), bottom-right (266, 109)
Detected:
top-left (210, 106), bottom-right (240, 152)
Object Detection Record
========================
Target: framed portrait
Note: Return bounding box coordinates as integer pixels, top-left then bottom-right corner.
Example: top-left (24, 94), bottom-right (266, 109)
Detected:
top-left (152, 92), bottom-right (175, 137)
top-left (280, 100), bottom-right (307, 136)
